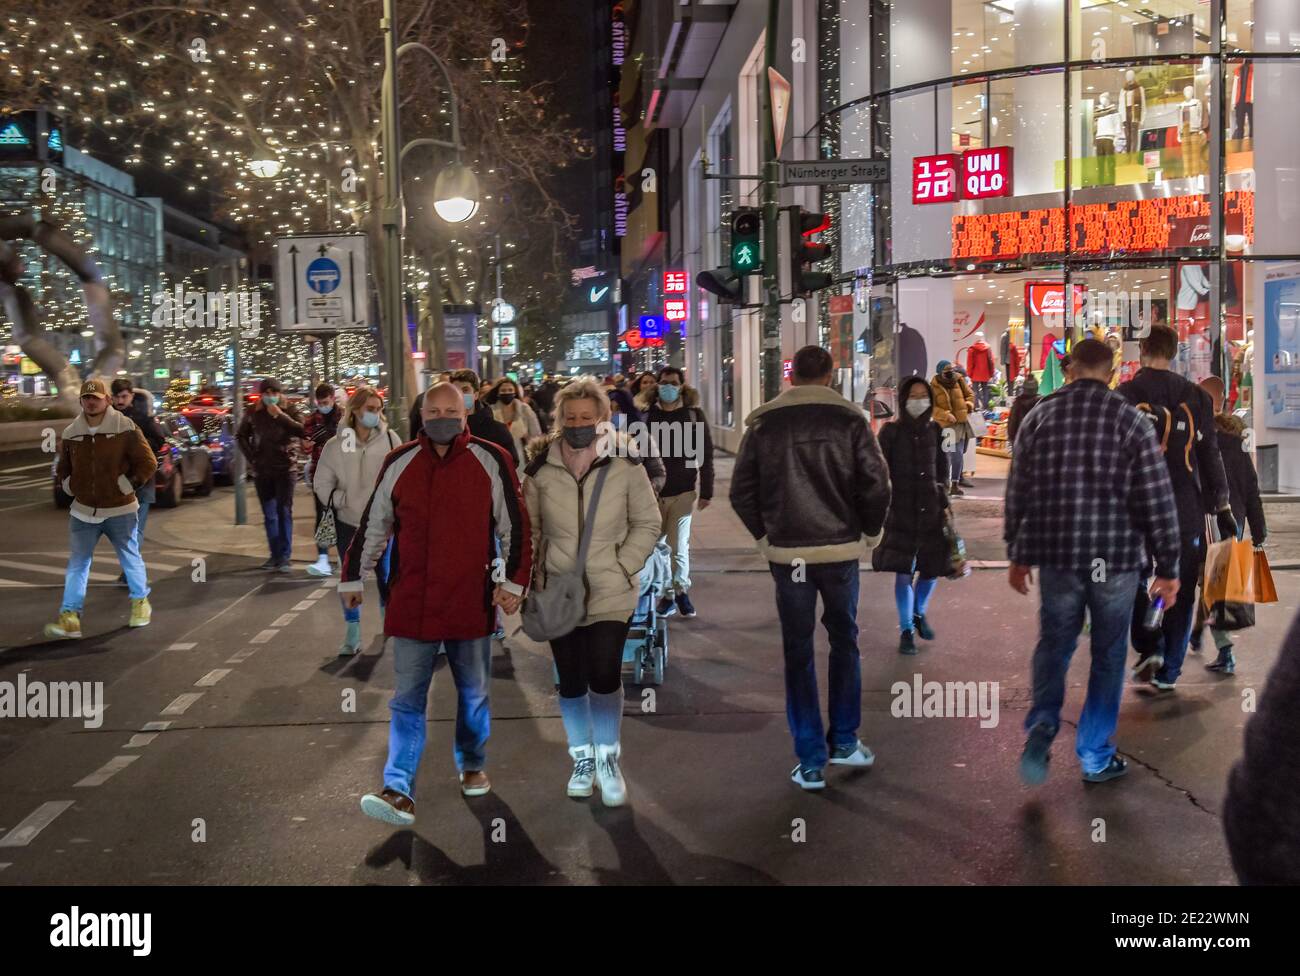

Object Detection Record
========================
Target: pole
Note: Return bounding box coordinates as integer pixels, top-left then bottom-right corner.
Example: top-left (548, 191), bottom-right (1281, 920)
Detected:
top-left (759, 0), bottom-right (782, 403)
top-left (230, 320), bottom-right (246, 526)
top-left (380, 0), bottom-right (407, 437)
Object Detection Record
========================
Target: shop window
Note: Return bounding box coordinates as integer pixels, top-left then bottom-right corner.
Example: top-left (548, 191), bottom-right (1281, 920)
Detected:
top-left (1230, 59), bottom-right (1300, 256)
top-left (1226, 1), bottom-right (1300, 54)
top-left (1073, 1), bottom-right (1209, 61)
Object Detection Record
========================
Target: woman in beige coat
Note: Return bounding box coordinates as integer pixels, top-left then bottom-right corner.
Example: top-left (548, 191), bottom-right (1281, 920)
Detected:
top-left (523, 378), bottom-right (661, 806)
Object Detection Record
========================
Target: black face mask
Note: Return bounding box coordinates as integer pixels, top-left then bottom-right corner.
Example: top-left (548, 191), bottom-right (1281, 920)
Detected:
top-left (562, 425), bottom-right (597, 449)
top-left (423, 417), bottom-right (463, 445)
top-left (498, 393), bottom-right (516, 404)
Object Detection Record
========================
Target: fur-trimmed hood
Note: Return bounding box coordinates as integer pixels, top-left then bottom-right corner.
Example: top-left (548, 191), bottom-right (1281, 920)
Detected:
top-left (1216, 412), bottom-right (1247, 436)
top-left (636, 384), bottom-right (699, 413)
top-left (64, 405), bottom-right (138, 440)
top-left (743, 383), bottom-right (865, 427)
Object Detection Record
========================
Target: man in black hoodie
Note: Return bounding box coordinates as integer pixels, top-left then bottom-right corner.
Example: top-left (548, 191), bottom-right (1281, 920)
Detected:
top-left (1118, 325), bottom-right (1235, 691)
top-left (110, 379), bottom-right (166, 556)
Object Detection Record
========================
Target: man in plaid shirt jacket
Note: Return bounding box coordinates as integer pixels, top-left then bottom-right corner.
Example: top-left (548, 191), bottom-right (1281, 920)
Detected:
top-left (1005, 339), bottom-right (1181, 785)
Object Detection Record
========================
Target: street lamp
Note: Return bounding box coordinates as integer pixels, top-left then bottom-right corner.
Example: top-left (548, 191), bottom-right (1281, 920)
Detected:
top-left (477, 343), bottom-right (493, 382)
top-left (381, 0), bottom-right (477, 437)
top-left (247, 158), bottom-right (283, 180)
top-left (433, 162), bottom-right (480, 224)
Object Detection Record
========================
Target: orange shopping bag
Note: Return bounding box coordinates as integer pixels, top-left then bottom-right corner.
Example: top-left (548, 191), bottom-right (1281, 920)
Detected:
top-left (1201, 539), bottom-right (1233, 610)
top-left (1253, 549), bottom-right (1279, 604)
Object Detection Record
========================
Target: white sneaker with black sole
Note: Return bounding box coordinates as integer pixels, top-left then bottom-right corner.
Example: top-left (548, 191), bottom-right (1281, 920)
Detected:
top-left (829, 741), bottom-right (875, 767)
top-left (790, 765), bottom-right (826, 790)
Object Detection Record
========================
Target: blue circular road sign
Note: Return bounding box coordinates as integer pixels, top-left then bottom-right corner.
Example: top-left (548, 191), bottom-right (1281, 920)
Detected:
top-left (306, 257), bottom-right (341, 294)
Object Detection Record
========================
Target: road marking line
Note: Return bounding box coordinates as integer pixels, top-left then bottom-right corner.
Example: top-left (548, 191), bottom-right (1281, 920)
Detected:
top-left (310, 588), bottom-right (332, 599)
top-left (0, 580), bottom-right (38, 588)
top-left (0, 462), bottom-right (56, 474)
top-left (160, 692), bottom-right (204, 716)
top-left (125, 733), bottom-right (158, 748)
top-left (291, 600), bottom-right (315, 611)
top-left (166, 642), bottom-right (197, 651)
top-left (0, 863), bottom-right (9, 870)
top-left (195, 668), bottom-right (231, 687)
top-left (0, 477), bottom-right (49, 490)
top-left (249, 629), bottom-right (278, 644)
top-left (93, 554), bottom-right (182, 572)
top-left (75, 755), bottom-right (139, 787)
top-left (226, 648), bottom-right (258, 664)
top-left (0, 501), bottom-right (50, 513)
top-left (169, 580), bottom-right (264, 646)
top-left (142, 721), bottom-right (172, 732)
top-left (0, 801), bottom-right (75, 847)
top-left (271, 613), bottom-right (298, 627)
top-left (0, 558), bottom-right (116, 582)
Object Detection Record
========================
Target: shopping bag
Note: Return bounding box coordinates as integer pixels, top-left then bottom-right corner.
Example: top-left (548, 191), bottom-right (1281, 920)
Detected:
top-left (968, 413), bottom-right (989, 437)
top-left (1223, 538), bottom-right (1255, 604)
top-left (1209, 599), bottom-right (1255, 632)
top-left (942, 508), bottom-right (970, 580)
top-left (1201, 539), bottom-right (1233, 611)
top-left (314, 490), bottom-right (339, 549)
top-left (1253, 549), bottom-right (1279, 604)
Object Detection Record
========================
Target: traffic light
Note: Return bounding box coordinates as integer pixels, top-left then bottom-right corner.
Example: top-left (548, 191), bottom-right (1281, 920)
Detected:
top-left (788, 206), bottom-right (832, 297)
top-left (695, 267), bottom-right (743, 303)
top-left (729, 208), bottom-right (762, 275)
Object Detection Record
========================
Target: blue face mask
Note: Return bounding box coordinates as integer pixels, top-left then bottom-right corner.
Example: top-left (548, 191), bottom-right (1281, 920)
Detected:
top-left (317, 403), bottom-right (333, 414)
top-left (659, 384), bottom-right (681, 403)
top-left (463, 393), bottom-right (475, 411)
top-left (359, 411), bottom-right (381, 429)
top-left (262, 394), bottom-right (280, 406)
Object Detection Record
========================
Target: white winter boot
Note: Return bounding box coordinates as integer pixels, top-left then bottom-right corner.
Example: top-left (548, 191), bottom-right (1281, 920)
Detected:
top-left (567, 744), bottom-right (596, 797)
top-left (595, 743), bottom-right (627, 807)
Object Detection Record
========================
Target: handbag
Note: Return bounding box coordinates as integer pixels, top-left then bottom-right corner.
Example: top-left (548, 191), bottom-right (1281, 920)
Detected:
top-left (521, 464), bottom-right (610, 642)
top-left (315, 489), bottom-right (339, 549)
top-left (942, 507), bottom-right (970, 579)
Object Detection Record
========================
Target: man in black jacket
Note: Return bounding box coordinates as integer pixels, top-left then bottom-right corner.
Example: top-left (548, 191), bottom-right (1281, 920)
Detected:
top-left (111, 379), bottom-right (166, 554)
top-left (640, 366), bottom-right (714, 619)
top-left (730, 345), bottom-right (892, 791)
top-left (408, 368), bottom-right (518, 467)
top-left (1117, 325), bottom-right (1235, 691)
top-left (237, 377), bottom-right (306, 571)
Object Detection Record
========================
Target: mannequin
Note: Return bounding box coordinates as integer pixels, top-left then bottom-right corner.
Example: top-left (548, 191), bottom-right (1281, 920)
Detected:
top-left (965, 329), bottom-right (996, 408)
top-left (1231, 62), bottom-right (1253, 147)
top-left (1122, 69), bottom-right (1146, 156)
top-left (1178, 85), bottom-right (1206, 178)
top-left (1093, 91), bottom-right (1120, 185)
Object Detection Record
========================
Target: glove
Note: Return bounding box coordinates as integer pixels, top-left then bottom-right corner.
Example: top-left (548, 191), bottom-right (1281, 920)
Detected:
top-left (1216, 509), bottom-right (1239, 542)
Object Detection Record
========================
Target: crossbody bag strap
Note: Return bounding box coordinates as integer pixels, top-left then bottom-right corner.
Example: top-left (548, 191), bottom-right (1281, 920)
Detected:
top-left (575, 463), bottom-right (611, 566)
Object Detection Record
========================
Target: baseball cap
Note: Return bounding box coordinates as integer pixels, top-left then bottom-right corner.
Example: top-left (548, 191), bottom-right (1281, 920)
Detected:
top-left (79, 379), bottom-right (109, 399)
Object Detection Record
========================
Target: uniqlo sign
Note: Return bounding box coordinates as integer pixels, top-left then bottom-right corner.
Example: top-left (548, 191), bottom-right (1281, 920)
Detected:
top-left (663, 298), bottom-right (688, 321)
top-left (961, 147), bottom-right (1013, 200)
top-left (663, 270), bottom-right (688, 293)
top-left (913, 147), bottom-right (1014, 204)
top-left (912, 154), bottom-right (959, 204)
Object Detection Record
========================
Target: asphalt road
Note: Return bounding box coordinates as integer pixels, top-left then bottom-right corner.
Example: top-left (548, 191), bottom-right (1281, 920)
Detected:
top-left (0, 453), bottom-right (1287, 884)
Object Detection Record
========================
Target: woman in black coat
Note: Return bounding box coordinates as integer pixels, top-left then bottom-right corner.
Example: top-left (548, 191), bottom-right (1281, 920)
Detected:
top-left (872, 376), bottom-right (951, 654)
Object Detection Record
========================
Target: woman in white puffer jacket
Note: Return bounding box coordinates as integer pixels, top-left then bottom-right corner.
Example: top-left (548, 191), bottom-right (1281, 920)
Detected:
top-left (313, 387), bottom-right (402, 655)
top-left (523, 378), bottom-right (661, 807)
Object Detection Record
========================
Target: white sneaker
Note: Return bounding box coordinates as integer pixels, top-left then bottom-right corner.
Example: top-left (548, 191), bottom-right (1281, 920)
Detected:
top-left (595, 743), bottom-right (627, 807)
top-left (567, 744), bottom-right (596, 797)
top-left (306, 554), bottom-right (334, 577)
top-left (829, 740), bottom-right (876, 767)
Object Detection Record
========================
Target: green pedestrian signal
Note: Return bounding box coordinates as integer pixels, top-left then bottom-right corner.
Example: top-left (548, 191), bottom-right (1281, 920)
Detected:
top-left (729, 208), bottom-right (762, 276)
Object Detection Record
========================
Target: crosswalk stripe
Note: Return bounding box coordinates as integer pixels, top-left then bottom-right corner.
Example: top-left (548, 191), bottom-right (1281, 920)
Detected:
top-left (249, 629), bottom-right (278, 644)
top-left (291, 600), bottom-right (315, 611)
top-left (271, 613), bottom-right (297, 628)
top-left (166, 642), bottom-right (197, 651)
top-left (0, 558), bottom-right (116, 582)
top-left (226, 647), bottom-right (258, 664)
top-left (195, 669), bottom-right (231, 687)
top-left (74, 755), bottom-right (139, 787)
top-left (0, 462), bottom-right (56, 474)
top-left (92, 554), bottom-right (183, 572)
top-left (0, 801), bottom-right (75, 847)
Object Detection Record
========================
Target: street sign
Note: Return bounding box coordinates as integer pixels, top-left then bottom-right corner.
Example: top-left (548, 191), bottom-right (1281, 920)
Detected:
top-left (153, 368), bottom-right (170, 379)
top-left (639, 315), bottom-right (663, 339)
top-left (493, 326), bottom-right (518, 356)
top-left (782, 159), bottom-right (888, 186)
top-left (768, 67), bottom-right (792, 158)
top-left (274, 233), bottom-right (369, 333)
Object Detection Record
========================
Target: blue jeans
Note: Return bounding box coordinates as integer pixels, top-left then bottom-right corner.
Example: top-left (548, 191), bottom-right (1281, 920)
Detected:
top-left (384, 636), bottom-right (492, 799)
top-left (254, 474), bottom-right (293, 561)
top-left (1026, 567), bottom-right (1140, 775)
top-left (770, 559), bottom-right (862, 770)
top-left (62, 513), bottom-right (150, 611)
top-left (895, 572), bottom-right (938, 632)
top-left (134, 482), bottom-right (154, 547)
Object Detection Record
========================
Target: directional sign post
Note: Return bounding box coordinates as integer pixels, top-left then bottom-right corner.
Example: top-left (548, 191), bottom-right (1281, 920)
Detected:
top-left (274, 233), bottom-right (369, 333)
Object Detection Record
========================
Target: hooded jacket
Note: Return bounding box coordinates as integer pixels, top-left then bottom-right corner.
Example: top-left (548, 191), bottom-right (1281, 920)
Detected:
top-left (637, 384), bottom-right (715, 499)
top-left (302, 405), bottom-right (340, 476)
top-left (338, 427), bottom-right (531, 641)
top-left (313, 421), bottom-right (404, 527)
top-left (965, 341), bottom-right (995, 383)
top-left (730, 383), bottom-right (891, 564)
top-left (931, 370), bottom-right (975, 428)
top-left (1117, 366), bottom-right (1230, 532)
top-left (57, 407), bottom-right (158, 522)
top-left (1214, 413), bottom-right (1267, 543)
top-left (1006, 374), bottom-right (1041, 447)
top-left (871, 377), bottom-right (952, 578)
top-left (237, 400), bottom-right (305, 478)
top-left (523, 430), bottom-right (662, 625)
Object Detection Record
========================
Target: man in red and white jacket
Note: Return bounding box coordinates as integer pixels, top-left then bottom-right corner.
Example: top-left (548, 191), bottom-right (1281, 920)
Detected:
top-left (341, 383), bottom-right (532, 825)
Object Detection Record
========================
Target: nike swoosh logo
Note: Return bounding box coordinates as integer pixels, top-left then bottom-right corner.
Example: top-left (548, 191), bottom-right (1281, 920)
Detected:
top-left (590, 286), bottom-right (609, 303)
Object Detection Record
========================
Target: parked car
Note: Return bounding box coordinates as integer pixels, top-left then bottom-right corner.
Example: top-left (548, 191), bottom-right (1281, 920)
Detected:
top-left (52, 411), bottom-right (214, 509)
top-left (182, 407), bottom-right (237, 484)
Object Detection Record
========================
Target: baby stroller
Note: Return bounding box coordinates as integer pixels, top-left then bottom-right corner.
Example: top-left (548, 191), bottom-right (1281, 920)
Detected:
top-left (623, 541), bottom-right (672, 685)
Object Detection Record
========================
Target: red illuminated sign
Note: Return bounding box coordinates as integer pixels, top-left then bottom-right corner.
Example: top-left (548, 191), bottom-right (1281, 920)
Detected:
top-left (912, 154), bottom-right (959, 205)
top-left (663, 270), bottom-right (688, 293)
top-left (663, 298), bottom-right (687, 321)
top-left (624, 328), bottom-right (644, 350)
top-left (1025, 282), bottom-right (1084, 321)
top-left (961, 147), bottom-right (1013, 200)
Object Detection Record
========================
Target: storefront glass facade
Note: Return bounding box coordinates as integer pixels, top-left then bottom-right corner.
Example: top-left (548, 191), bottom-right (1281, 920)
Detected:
top-left (821, 0), bottom-right (1300, 488)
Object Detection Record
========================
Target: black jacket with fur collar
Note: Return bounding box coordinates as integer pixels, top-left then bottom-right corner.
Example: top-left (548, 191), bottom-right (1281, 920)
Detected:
top-left (638, 385), bottom-right (714, 499)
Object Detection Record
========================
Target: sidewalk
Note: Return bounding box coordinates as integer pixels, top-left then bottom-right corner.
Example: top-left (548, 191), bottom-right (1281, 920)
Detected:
top-left (144, 481), bottom-right (328, 563)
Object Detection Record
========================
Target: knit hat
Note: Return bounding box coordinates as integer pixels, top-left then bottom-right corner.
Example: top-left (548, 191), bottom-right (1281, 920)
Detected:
top-left (936, 360), bottom-right (952, 373)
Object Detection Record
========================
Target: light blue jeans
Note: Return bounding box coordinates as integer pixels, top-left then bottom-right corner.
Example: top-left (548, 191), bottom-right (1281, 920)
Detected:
top-left (384, 636), bottom-right (492, 799)
top-left (62, 513), bottom-right (150, 611)
top-left (1025, 567), bottom-right (1139, 775)
top-left (895, 573), bottom-right (938, 632)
